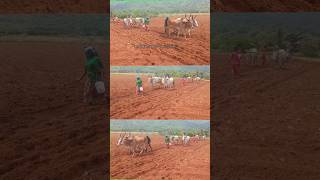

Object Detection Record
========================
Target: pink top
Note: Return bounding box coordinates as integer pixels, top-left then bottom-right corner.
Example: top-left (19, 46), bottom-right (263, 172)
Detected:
top-left (231, 52), bottom-right (241, 65)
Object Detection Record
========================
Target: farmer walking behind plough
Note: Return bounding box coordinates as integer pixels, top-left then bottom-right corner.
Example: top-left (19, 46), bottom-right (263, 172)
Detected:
top-left (79, 46), bottom-right (106, 104)
top-left (136, 77), bottom-right (144, 96)
top-left (143, 17), bottom-right (150, 31)
top-left (165, 135), bottom-right (170, 149)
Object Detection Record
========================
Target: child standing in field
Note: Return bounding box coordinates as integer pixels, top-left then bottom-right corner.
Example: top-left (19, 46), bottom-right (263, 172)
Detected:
top-left (136, 77), bottom-right (143, 95)
top-left (79, 46), bottom-right (105, 104)
top-left (230, 48), bottom-right (241, 78)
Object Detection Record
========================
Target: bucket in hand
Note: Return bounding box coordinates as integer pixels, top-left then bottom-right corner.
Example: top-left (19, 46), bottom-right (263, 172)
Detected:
top-left (95, 81), bottom-right (105, 94)
top-left (139, 87), bottom-right (144, 92)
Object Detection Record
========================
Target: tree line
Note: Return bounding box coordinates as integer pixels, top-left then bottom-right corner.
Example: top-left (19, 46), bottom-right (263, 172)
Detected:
top-left (154, 70), bottom-right (210, 79)
top-left (215, 13), bottom-right (320, 58)
top-left (111, 0), bottom-right (209, 18)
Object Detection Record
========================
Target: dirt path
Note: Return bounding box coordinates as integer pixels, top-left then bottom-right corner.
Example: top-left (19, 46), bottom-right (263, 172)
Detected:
top-left (110, 75), bottom-right (210, 120)
top-left (111, 134), bottom-right (210, 180)
top-left (110, 15), bottom-right (210, 65)
top-left (213, 53), bottom-right (320, 179)
top-left (0, 42), bottom-right (107, 180)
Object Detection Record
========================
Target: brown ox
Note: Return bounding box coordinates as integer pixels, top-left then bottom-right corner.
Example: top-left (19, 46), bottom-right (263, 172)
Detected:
top-left (117, 132), bottom-right (152, 157)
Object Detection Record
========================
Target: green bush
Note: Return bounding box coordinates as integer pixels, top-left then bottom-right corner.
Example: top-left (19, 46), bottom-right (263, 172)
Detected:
top-left (301, 41), bottom-right (319, 58)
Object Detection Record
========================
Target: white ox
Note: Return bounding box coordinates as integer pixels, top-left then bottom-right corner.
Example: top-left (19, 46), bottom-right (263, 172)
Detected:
top-left (272, 49), bottom-right (291, 68)
top-left (182, 134), bottom-right (191, 145)
top-left (148, 76), bottom-right (163, 87)
top-left (245, 48), bottom-right (258, 65)
top-left (132, 17), bottom-right (145, 27)
top-left (123, 17), bottom-right (133, 28)
top-left (170, 135), bottom-right (182, 145)
top-left (193, 77), bottom-right (201, 83)
top-left (162, 77), bottom-right (175, 88)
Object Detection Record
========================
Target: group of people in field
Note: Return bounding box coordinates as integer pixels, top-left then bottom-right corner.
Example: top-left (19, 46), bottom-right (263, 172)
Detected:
top-left (230, 46), bottom-right (292, 78)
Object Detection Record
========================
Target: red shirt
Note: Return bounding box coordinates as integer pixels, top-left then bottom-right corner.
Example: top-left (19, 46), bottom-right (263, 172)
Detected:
top-left (231, 52), bottom-right (241, 65)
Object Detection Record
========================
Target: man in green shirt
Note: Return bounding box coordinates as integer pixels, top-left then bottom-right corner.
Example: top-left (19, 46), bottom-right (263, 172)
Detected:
top-left (143, 17), bottom-right (150, 31)
top-left (136, 77), bottom-right (143, 95)
top-left (165, 135), bottom-right (170, 149)
top-left (79, 47), bottom-right (105, 104)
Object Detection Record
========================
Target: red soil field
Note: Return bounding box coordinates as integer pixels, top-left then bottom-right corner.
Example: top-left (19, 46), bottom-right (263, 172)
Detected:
top-left (0, 0), bottom-right (108, 13)
top-left (110, 15), bottom-right (210, 65)
top-left (214, 0), bottom-right (320, 12)
top-left (110, 74), bottom-right (210, 120)
top-left (110, 133), bottom-right (210, 180)
top-left (213, 53), bottom-right (320, 179)
top-left (0, 41), bottom-right (107, 179)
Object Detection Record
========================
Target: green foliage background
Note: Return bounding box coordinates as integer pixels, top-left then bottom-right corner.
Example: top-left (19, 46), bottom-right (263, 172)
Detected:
top-left (111, 66), bottom-right (210, 79)
top-left (111, 0), bottom-right (210, 18)
top-left (214, 13), bottom-right (320, 58)
top-left (110, 120), bottom-right (210, 136)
